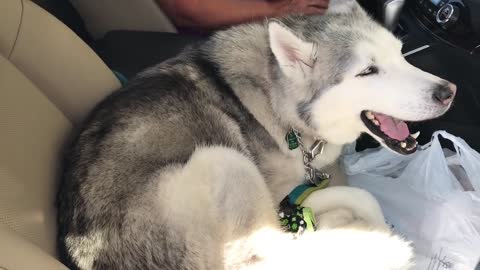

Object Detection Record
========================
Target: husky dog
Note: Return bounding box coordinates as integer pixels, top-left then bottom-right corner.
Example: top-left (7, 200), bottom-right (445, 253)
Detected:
top-left (57, 0), bottom-right (457, 269)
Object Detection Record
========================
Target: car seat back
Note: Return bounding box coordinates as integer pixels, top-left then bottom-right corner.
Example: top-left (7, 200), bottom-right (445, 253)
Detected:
top-left (0, 0), bottom-right (120, 268)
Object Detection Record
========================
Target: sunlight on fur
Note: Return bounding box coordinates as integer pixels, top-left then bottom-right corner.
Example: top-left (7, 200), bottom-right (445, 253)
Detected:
top-left (224, 225), bottom-right (414, 270)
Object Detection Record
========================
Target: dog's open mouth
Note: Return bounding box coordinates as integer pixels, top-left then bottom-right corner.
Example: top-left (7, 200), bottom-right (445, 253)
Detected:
top-left (360, 110), bottom-right (419, 155)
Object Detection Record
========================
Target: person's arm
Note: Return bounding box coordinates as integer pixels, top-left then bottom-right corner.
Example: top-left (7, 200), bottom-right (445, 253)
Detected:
top-left (157, 0), bottom-right (329, 31)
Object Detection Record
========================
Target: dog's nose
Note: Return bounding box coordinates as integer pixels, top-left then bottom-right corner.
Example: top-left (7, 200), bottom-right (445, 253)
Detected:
top-left (433, 83), bottom-right (456, 105)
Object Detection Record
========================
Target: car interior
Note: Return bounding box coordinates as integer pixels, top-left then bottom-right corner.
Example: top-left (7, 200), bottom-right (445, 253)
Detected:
top-left (0, 0), bottom-right (479, 269)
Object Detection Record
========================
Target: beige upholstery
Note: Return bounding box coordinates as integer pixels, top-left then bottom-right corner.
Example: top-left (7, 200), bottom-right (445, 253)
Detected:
top-left (3, 0), bottom-right (121, 124)
top-left (0, 0), bottom-right (120, 268)
top-left (0, 225), bottom-right (68, 270)
top-left (0, 0), bottom-right (22, 58)
top-left (70, 0), bottom-right (177, 39)
top-left (0, 54), bottom-right (72, 255)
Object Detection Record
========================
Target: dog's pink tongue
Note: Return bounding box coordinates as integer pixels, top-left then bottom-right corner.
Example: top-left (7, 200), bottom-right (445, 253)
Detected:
top-left (373, 113), bottom-right (410, 141)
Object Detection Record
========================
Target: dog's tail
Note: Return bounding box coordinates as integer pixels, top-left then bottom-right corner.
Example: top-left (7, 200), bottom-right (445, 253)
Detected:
top-left (229, 226), bottom-right (414, 270)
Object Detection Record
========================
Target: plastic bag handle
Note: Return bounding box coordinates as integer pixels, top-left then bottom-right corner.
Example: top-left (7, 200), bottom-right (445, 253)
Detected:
top-left (431, 131), bottom-right (480, 191)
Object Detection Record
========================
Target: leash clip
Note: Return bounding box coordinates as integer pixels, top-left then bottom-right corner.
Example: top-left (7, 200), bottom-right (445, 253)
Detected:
top-left (310, 140), bottom-right (326, 159)
top-left (308, 169), bottom-right (330, 186)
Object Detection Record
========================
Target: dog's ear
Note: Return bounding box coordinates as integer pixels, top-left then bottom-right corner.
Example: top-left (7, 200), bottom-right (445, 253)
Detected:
top-left (268, 21), bottom-right (315, 78)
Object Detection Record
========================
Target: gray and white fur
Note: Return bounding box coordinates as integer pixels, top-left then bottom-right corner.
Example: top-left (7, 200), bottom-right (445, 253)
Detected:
top-left (57, 1), bottom-right (455, 269)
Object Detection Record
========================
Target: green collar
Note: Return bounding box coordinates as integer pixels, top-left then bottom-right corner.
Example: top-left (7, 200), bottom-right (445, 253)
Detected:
top-left (279, 179), bottom-right (330, 234)
top-left (287, 179), bottom-right (330, 205)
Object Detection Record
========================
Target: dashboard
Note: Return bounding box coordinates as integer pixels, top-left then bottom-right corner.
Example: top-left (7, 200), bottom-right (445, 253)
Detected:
top-left (409, 0), bottom-right (480, 54)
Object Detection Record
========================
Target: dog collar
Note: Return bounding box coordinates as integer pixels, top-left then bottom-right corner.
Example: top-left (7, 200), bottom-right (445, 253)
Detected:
top-left (285, 128), bottom-right (330, 185)
top-left (278, 179), bottom-right (330, 234)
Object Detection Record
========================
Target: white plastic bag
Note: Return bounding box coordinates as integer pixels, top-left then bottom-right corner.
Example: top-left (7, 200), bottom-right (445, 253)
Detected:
top-left (343, 131), bottom-right (480, 270)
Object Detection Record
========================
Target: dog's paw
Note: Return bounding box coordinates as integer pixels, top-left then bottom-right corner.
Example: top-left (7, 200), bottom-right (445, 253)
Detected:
top-left (302, 186), bottom-right (389, 230)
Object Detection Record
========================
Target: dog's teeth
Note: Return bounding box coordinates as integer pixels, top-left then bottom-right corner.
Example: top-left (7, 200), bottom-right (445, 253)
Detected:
top-left (401, 142), bottom-right (407, 148)
top-left (411, 131), bottom-right (420, 139)
top-left (366, 111), bottom-right (375, 120)
top-left (373, 119), bottom-right (380, 126)
top-left (407, 143), bottom-right (417, 151)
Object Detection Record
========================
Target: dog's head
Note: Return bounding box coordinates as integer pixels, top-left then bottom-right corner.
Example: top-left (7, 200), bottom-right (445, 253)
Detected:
top-left (267, 1), bottom-right (456, 154)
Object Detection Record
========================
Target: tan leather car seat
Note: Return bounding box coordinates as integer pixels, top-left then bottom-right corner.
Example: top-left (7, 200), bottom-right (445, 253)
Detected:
top-left (0, 0), bottom-right (120, 269)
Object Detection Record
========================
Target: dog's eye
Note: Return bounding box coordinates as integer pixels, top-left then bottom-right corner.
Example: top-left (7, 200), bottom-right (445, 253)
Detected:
top-left (356, 66), bottom-right (379, 77)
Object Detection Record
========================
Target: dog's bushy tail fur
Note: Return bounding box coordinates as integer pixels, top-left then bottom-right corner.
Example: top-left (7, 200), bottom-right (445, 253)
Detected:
top-left (225, 226), bottom-right (414, 270)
